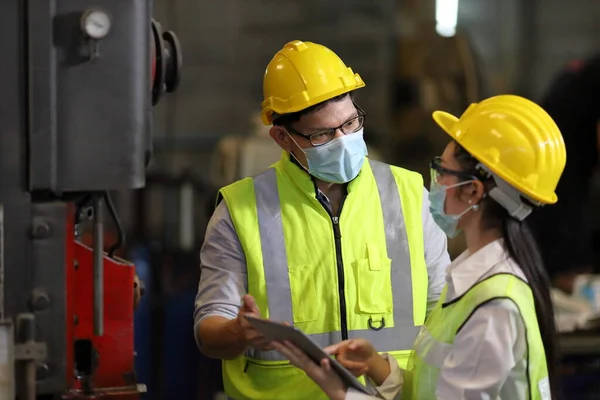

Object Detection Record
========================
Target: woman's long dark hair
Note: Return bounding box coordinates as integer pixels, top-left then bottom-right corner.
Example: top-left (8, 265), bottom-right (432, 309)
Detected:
top-left (454, 142), bottom-right (559, 397)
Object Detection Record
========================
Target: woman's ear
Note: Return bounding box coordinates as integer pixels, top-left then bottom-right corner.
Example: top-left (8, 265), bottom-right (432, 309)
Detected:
top-left (471, 180), bottom-right (485, 204)
top-left (461, 180), bottom-right (484, 204)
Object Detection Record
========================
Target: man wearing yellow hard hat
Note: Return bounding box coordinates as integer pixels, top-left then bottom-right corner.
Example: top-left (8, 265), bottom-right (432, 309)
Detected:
top-left (194, 40), bottom-right (450, 400)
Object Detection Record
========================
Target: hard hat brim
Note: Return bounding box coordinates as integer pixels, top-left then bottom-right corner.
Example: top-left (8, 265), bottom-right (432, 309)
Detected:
top-left (432, 110), bottom-right (559, 205)
top-left (261, 84), bottom-right (364, 126)
top-left (432, 111), bottom-right (459, 137)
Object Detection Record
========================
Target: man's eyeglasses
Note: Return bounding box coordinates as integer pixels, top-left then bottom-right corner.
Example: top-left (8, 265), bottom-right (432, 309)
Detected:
top-left (285, 105), bottom-right (367, 146)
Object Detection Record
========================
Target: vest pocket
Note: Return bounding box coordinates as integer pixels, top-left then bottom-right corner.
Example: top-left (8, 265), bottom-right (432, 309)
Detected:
top-left (243, 358), bottom-right (329, 400)
top-left (289, 265), bottom-right (318, 323)
top-left (356, 256), bottom-right (393, 315)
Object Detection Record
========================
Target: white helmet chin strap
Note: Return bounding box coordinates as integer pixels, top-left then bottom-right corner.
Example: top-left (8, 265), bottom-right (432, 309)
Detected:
top-left (476, 163), bottom-right (541, 221)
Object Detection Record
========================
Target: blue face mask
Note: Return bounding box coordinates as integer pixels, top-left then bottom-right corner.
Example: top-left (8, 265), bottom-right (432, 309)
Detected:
top-left (294, 129), bottom-right (368, 184)
top-left (428, 180), bottom-right (475, 238)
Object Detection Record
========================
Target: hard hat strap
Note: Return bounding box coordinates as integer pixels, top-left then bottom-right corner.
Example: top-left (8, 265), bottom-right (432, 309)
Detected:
top-left (476, 163), bottom-right (540, 221)
top-left (488, 185), bottom-right (532, 221)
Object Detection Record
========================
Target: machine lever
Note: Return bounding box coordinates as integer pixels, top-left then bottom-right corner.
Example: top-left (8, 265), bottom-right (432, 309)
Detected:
top-left (92, 195), bottom-right (104, 336)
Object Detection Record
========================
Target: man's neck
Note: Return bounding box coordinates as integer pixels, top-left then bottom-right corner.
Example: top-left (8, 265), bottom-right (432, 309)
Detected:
top-left (288, 153), bottom-right (346, 215)
top-left (315, 179), bottom-right (340, 193)
top-left (316, 179), bottom-right (345, 216)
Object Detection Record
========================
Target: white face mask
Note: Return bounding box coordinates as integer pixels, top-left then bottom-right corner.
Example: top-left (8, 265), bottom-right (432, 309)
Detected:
top-left (288, 129), bottom-right (368, 183)
top-left (428, 179), bottom-right (476, 238)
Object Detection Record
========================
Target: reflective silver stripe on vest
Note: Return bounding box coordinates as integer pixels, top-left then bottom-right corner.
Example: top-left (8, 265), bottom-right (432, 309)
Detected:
top-left (254, 168), bottom-right (294, 324)
top-left (246, 168), bottom-right (293, 361)
top-left (248, 161), bottom-right (421, 362)
top-left (357, 160), bottom-right (421, 346)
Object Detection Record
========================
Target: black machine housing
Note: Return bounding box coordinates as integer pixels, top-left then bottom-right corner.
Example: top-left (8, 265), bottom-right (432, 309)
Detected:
top-left (0, 0), bottom-right (181, 397)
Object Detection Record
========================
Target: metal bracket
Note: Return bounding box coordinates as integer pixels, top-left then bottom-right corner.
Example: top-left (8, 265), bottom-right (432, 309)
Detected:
top-left (14, 342), bottom-right (47, 361)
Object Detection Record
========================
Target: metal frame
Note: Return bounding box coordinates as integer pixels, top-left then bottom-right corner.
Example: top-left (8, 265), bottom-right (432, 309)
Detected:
top-left (0, 0), bottom-right (158, 397)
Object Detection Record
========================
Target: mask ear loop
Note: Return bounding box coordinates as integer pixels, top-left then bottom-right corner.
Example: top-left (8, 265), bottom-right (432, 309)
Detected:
top-left (283, 129), bottom-right (311, 173)
top-left (440, 180), bottom-right (478, 218)
top-left (468, 199), bottom-right (480, 211)
top-left (454, 201), bottom-right (476, 219)
top-left (467, 178), bottom-right (489, 211)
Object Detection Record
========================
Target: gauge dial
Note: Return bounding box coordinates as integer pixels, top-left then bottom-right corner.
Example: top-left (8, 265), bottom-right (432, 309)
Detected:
top-left (81, 9), bottom-right (111, 40)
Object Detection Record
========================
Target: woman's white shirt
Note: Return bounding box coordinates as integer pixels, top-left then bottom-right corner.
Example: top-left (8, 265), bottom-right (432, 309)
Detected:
top-left (346, 239), bottom-right (532, 400)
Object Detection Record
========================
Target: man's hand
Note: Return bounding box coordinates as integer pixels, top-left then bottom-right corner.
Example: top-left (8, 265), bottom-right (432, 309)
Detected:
top-left (234, 294), bottom-right (273, 351)
top-left (325, 339), bottom-right (377, 377)
top-left (197, 295), bottom-right (274, 359)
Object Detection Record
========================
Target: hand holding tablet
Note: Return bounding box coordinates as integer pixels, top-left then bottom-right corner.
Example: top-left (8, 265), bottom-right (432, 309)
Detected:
top-left (244, 315), bottom-right (377, 396)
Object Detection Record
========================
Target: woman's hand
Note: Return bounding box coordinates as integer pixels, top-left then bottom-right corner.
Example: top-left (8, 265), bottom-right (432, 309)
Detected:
top-left (272, 341), bottom-right (347, 400)
top-left (327, 339), bottom-right (391, 386)
top-left (325, 339), bottom-right (377, 377)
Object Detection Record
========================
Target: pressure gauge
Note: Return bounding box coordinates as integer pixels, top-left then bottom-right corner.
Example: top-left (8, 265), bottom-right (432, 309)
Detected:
top-left (80, 8), bottom-right (111, 40)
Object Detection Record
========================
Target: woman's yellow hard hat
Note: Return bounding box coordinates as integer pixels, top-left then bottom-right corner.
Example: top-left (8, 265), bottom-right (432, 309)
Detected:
top-left (432, 94), bottom-right (567, 204)
top-left (260, 40), bottom-right (365, 125)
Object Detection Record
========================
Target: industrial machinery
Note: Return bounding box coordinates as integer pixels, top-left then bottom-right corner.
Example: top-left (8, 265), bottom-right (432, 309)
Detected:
top-left (0, 1), bottom-right (182, 399)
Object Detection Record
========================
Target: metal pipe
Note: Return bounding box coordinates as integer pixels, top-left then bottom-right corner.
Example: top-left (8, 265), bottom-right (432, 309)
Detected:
top-left (23, 362), bottom-right (35, 400)
top-left (179, 182), bottom-right (194, 251)
top-left (16, 314), bottom-right (36, 400)
top-left (93, 195), bottom-right (104, 336)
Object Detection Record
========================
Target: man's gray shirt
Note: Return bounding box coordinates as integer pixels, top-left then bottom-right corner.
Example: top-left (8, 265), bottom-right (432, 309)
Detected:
top-left (194, 187), bottom-right (450, 347)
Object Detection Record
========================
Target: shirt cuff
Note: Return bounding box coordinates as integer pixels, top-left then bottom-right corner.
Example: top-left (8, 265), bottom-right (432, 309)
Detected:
top-left (345, 354), bottom-right (403, 400)
top-left (194, 311), bottom-right (237, 349)
top-left (367, 354), bottom-right (403, 400)
top-left (345, 387), bottom-right (379, 400)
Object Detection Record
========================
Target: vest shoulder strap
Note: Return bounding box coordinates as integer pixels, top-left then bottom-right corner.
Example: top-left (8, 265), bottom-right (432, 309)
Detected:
top-left (217, 171), bottom-right (266, 249)
top-left (469, 272), bottom-right (531, 303)
top-left (217, 171), bottom-right (274, 316)
top-left (218, 176), bottom-right (255, 208)
top-left (389, 164), bottom-right (425, 189)
top-left (445, 273), bottom-right (534, 332)
top-left (368, 160), bottom-right (424, 190)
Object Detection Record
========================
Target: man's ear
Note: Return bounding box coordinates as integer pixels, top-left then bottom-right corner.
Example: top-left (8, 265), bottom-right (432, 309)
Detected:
top-left (270, 126), bottom-right (293, 152)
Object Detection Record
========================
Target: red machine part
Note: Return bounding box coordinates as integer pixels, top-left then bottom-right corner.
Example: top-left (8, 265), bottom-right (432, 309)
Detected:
top-left (62, 209), bottom-right (142, 399)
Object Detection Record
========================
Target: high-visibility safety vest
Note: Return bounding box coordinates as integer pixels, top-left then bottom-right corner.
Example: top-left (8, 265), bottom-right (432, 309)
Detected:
top-left (219, 151), bottom-right (429, 400)
top-left (403, 273), bottom-right (550, 400)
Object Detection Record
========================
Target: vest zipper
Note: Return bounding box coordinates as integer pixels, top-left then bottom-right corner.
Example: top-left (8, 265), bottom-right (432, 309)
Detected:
top-left (331, 215), bottom-right (348, 341)
top-left (316, 195), bottom-right (349, 341)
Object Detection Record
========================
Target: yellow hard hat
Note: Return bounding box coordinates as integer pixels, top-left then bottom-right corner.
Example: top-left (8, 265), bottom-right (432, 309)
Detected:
top-left (432, 94), bottom-right (566, 205)
top-left (260, 40), bottom-right (365, 125)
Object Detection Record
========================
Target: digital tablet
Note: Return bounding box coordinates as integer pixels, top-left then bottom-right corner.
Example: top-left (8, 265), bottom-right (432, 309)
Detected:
top-left (244, 315), bottom-right (377, 396)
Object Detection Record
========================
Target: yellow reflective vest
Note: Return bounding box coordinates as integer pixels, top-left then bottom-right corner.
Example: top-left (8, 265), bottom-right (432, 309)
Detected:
top-left (404, 273), bottom-right (550, 399)
top-left (219, 151), bottom-right (429, 400)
